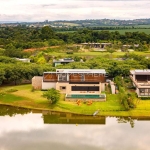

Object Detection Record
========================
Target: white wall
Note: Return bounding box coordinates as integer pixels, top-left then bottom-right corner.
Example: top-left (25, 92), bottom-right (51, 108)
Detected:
top-left (42, 82), bottom-right (56, 90)
top-left (136, 88), bottom-right (140, 97)
top-left (101, 83), bottom-right (105, 91)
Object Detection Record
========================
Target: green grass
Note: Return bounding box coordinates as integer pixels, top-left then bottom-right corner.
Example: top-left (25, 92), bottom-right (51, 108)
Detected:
top-left (1, 84), bottom-right (150, 116)
top-left (109, 29), bottom-right (150, 34)
top-left (94, 29), bottom-right (150, 34)
top-left (57, 27), bottom-right (150, 34)
top-left (47, 50), bottom-right (150, 58)
top-left (0, 94), bottom-right (25, 103)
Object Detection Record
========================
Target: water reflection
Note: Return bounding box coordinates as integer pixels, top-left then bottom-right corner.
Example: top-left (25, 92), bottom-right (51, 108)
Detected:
top-left (0, 105), bottom-right (150, 150)
top-left (42, 111), bottom-right (106, 125)
top-left (0, 105), bottom-right (31, 117)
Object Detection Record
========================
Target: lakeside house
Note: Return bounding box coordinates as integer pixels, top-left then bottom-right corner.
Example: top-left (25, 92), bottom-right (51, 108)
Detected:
top-left (130, 69), bottom-right (150, 97)
top-left (32, 69), bottom-right (107, 101)
top-left (53, 58), bottom-right (74, 67)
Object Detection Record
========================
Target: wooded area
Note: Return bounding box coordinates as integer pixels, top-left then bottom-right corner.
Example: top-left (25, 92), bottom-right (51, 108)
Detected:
top-left (0, 26), bottom-right (150, 85)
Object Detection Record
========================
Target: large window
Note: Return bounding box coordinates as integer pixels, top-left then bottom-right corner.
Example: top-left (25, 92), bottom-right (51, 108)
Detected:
top-left (139, 88), bottom-right (150, 96)
top-left (136, 75), bottom-right (150, 82)
top-left (58, 74), bottom-right (67, 81)
top-left (71, 86), bottom-right (99, 91)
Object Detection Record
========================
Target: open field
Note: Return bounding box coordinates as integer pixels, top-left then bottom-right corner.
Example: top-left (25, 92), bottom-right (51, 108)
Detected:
top-left (57, 28), bottom-right (150, 34)
top-left (108, 29), bottom-right (150, 34)
top-left (23, 43), bottom-right (150, 58)
top-left (1, 84), bottom-right (150, 116)
top-left (38, 50), bottom-right (150, 58)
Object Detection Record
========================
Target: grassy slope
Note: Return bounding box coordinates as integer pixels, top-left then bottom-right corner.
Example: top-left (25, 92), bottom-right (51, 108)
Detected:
top-left (1, 84), bottom-right (150, 116)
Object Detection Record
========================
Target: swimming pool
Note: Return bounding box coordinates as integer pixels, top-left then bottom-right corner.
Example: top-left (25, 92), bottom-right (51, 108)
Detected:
top-left (66, 94), bottom-right (106, 99)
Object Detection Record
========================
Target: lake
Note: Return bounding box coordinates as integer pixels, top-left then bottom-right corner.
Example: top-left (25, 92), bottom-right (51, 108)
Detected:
top-left (0, 105), bottom-right (150, 150)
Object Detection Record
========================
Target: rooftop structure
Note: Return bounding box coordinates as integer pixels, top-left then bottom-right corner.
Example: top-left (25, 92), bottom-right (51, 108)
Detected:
top-left (53, 58), bottom-right (74, 67)
top-left (16, 58), bottom-right (30, 62)
top-left (55, 69), bottom-right (106, 74)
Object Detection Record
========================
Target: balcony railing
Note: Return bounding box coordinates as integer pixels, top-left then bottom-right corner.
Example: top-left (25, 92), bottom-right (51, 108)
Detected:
top-left (43, 79), bottom-right (104, 82)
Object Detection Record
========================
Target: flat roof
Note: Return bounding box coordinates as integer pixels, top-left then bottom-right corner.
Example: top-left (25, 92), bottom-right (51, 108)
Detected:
top-left (130, 69), bottom-right (150, 75)
top-left (56, 69), bottom-right (106, 74)
top-left (53, 59), bottom-right (74, 63)
top-left (44, 69), bottom-right (106, 74)
top-left (81, 43), bottom-right (111, 45)
top-left (53, 60), bottom-right (74, 63)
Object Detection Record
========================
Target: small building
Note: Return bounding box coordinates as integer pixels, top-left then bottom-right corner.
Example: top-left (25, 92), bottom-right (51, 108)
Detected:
top-left (130, 69), bottom-right (150, 97)
top-left (53, 58), bottom-right (74, 67)
top-left (121, 45), bottom-right (131, 51)
top-left (16, 58), bottom-right (30, 63)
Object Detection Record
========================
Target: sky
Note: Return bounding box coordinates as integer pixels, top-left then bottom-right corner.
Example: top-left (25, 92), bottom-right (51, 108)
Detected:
top-left (0, 0), bottom-right (150, 22)
top-left (0, 114), bottom-right (150, 150)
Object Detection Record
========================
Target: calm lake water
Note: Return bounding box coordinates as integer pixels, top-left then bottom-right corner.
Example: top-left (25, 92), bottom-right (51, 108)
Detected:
top-left (0, 105), bottom-right (150, 150)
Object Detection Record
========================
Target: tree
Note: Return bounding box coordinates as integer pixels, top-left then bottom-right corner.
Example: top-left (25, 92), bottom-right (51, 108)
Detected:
top-left (106, 48), bottom-right (115, 59)
top-left (41, 26), bottom-right (54, 40)
top-left (0, 68), bottom-right (5, 85)
top-left (43, 88), bottom-right (60, 104)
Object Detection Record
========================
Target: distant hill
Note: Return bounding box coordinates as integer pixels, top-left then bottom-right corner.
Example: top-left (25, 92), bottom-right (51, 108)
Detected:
top-left (1, 18), bottom-right (150, 28)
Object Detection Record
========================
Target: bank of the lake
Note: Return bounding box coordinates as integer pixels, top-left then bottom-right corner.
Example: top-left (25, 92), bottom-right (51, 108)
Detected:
top-left (0, 84), bottom-right (150, 117)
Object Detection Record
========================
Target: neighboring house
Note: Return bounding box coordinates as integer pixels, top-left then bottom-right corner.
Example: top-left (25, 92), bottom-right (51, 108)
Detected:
top-left (32, 69), bottom-right (107, 101)
top-left (16, 58), bottom-right (30, 62)
top-left (53, 58), bottom-right (74, 67)
top-left (130, 69), bottom-right (150, 97)
top-left (121, 44), bottom-right (139, 51)
top-left (81, 43), bottom-right (111, 48)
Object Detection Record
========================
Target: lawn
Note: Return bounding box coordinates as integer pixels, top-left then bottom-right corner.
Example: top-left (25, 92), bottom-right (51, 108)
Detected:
top-left (47, 50), bottom-right (150, 58)
top-left (1, 84), bottom-right (150, 116)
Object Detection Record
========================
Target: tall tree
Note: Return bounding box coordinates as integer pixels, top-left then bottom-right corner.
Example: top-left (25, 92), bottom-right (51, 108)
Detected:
top-left (41, 26), bottom-right (54, 40)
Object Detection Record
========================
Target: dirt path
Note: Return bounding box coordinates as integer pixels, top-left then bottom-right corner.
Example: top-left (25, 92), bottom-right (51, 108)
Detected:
top-left (23, 46), bottom-right (60, 52)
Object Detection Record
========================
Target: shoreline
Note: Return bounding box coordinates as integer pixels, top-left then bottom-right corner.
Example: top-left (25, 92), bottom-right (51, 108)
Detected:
top-left (1, 84), bottom-right (150, 117)
top-left (1, 102), bottom-right (150, 117)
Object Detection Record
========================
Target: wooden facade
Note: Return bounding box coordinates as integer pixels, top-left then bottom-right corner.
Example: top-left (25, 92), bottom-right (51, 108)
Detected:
top-left (43, 73), bottom-right (58, 82)
top-left (43, 73), bottom-right (106, 83)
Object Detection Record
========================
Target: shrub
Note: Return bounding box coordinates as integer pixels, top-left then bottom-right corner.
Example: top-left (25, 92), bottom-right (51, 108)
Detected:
top-left (6, 89), bottom-right (18, 93)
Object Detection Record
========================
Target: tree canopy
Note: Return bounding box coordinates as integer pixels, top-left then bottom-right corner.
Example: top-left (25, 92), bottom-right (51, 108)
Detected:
top-left (43, 88), bottom-right (60, 104)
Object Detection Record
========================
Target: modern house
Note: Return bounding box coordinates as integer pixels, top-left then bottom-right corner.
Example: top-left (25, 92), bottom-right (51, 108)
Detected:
top-left (32, 69), bottom-right (107, 101)
top-left (130, 69), bottom-right (150, 97)
top-left (53, 58), bottom-right (74, 67)
top-left (81, 43), bottom-right (111, 49)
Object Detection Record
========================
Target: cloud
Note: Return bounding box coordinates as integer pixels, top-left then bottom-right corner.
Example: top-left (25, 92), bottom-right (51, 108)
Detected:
top-left (0, 115), bottom-right (150, 150)
top-left (0, 0), bottom-right (150, 21)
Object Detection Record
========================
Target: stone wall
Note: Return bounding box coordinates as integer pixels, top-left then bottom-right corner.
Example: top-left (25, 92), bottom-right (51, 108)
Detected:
top-left (32, 76), bottom-right (43, 90)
